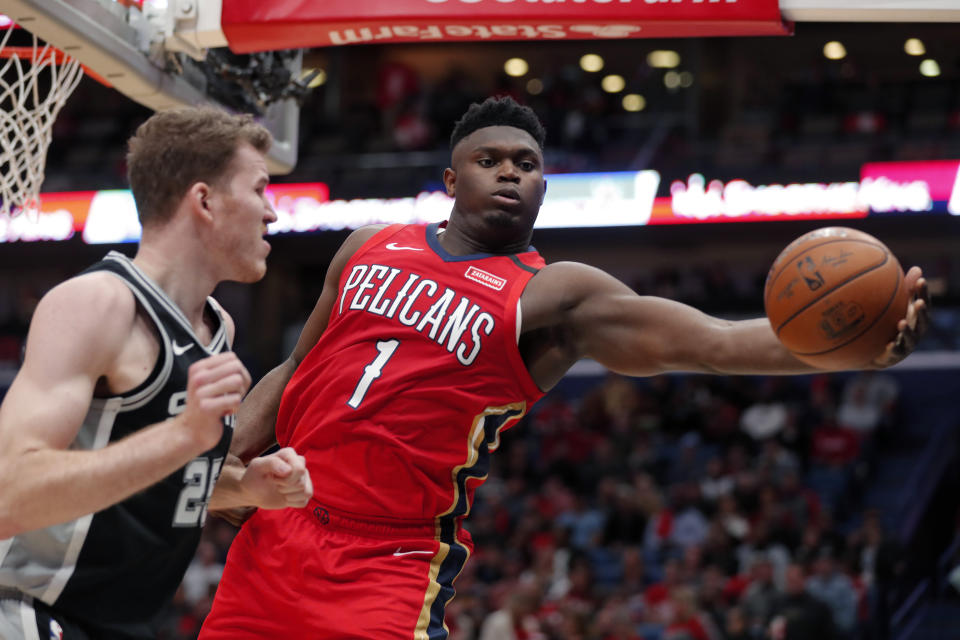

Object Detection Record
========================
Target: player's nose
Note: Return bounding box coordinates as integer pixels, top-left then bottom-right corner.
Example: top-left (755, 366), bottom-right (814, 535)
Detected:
top-left (497, 161), bottom-right (520, 182)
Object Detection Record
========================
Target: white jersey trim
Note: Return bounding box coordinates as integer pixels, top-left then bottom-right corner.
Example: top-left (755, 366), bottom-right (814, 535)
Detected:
top-left (516, 300), bottom-right (522, 344)
top-left (97, 271), bottom-right (175, 411)
top-left (40, 397), bottom-right (122, 604)
top-left (104, 252), bottom-right (226, 355)
top-left (0, 539), bottom-right (12, 574)
top-left (20, 599), bottom-right (40, 640)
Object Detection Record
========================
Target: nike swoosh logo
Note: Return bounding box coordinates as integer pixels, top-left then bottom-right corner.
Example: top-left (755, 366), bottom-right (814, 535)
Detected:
top-left (172, 341), bottom-right (194, 356)
top-left (385, 243), bottom-right (424, 251)
top-left (393, 547), bottom-right (434, 557)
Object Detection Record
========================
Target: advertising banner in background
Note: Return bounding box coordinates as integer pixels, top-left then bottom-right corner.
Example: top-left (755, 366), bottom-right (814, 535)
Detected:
top-left (221, 0), bottom-right (790, 52)
top-left (2, 162), bottom-right (956, 244)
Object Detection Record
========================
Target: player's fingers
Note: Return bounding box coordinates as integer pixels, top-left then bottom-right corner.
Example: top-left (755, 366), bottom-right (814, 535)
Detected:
top-left (277, 448), bottom-right (307, 477)
top-left (196, 373), bottom-right (248, 399)
top-left (914, 299), bottom-right (930, 336)
top-left (285, 492), bottom-right (311, 508)
top-left (192, 360), bottom-right (249, 387)
top-left (303, 472), bottom-right (314, 497)
top-left (918, 277), bottom-right (930, 306)
top-left (261, 454), bottom-right (292, 478)
top-left (187, 352), bottom-right (241, 377)
top-left (904, 266), bottom-right (923, 291)
top-left (198, 393), bottom-right (243, 415)
top-left (906, 297), bottom-right (918, 331)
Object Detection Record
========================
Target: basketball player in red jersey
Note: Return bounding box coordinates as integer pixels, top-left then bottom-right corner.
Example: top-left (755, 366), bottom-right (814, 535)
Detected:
top-left (200, 97), bottom-right (928, 639)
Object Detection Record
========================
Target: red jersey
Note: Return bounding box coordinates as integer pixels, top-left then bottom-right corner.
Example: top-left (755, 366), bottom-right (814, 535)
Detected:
top-left (277, 222), bottom-right (546, 523)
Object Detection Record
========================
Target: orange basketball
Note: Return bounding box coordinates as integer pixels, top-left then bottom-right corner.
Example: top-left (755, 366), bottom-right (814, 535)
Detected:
top-left (763, 227), bottom-right (909, 369)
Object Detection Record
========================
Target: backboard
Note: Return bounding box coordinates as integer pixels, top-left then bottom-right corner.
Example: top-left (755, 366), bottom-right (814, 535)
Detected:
top-left (0, 0), bottom-right (301, 175)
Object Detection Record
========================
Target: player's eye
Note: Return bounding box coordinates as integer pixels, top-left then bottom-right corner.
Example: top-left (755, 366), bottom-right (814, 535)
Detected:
top-left (478, 158), bottom-right (495, 168)
top-left (519, 161), bottom-right (536, 171)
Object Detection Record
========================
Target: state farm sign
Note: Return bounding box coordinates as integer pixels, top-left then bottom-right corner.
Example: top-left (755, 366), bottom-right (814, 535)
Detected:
top-left (222, 0), bottom-right (789, 52)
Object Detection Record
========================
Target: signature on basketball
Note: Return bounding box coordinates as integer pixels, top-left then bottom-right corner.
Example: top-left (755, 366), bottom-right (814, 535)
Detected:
top-left (820, 250), bottom-right (855, 268)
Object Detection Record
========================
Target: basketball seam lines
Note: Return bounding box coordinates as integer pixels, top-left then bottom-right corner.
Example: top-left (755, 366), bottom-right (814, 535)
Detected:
top-left (791, 267), bottom-right (903, 357)
top-left (772, 240), bottom-right (889, 334)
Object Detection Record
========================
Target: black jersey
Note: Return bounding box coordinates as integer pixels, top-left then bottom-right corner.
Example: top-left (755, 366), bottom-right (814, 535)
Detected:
top-left (0, 251), bottom-right (233, 637)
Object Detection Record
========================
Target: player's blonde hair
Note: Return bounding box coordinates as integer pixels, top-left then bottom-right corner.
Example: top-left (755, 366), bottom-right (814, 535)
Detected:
top-left (126, 107), bottom-right (272, 226)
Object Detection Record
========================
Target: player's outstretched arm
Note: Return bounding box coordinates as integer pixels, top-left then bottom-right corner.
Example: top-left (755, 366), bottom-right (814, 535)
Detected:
top-left (521, 262), bottom-right (927, 387)
top-left (230, 225), bottom-right (386, 464)
top-left (0, 275), bottom-right (250, 538)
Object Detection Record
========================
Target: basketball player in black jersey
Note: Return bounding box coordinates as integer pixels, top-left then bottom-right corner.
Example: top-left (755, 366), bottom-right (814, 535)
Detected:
top-left (0, 107), bottom-right (313, 639)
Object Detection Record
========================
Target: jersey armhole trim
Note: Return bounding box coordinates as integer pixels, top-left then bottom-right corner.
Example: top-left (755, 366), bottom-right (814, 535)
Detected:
top-left (503, 270), bottom-right (548, 400)
top-left (349, 224), bottom-right (408, 262)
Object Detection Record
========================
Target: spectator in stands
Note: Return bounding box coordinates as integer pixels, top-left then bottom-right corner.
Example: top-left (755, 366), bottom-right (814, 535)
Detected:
top-left (755, 438), bottom-right (801, 485)
top-left (836, 370), bottom-right (900, 435)
top-left (603, 482), bottom-right (648, 546)
top-left (740, 379), bottom-right (791, 441)
top-left (557, 492), bottom-right (607, 550)
top-left (645, 557), bottom-right (684, 624)
top-left (769, 563), bottom-right (836, 640)
top-left (700, 456), bottom-right (735, 504)
top-left (740, 553), bottom-right (779, 635)
top-left (670, 483), bottom-right (711, 550)
top-left (806, 551), bottom-right (859, 637)
top-left (723, 606), bottom-right (752, 640)
top-left (181, 541), bottom-right (225, 607)
top-left (478, 577), bottom-right (546, 640)
top-left (664, 586), bottom-right (720, 640)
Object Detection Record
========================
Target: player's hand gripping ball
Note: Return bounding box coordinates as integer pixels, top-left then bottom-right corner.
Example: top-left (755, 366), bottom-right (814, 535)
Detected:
top-left (764, 227), bottom-right (910, 369)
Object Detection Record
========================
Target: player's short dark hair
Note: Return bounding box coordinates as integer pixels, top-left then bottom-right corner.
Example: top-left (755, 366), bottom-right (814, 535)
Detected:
top-left (127, 107), bottom-right (272, 227)
top-left (449, 96), bottom-right (546, 151)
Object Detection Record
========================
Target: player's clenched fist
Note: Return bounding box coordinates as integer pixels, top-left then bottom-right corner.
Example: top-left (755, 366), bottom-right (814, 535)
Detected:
top-left (176, 352), bottom-right (252, 451)
top-left (241, 447), bottom-right (314, 510)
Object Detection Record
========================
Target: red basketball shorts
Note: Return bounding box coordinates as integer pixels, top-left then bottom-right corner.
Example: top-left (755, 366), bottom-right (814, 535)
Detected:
top-left (198, 502), bottom-right (471, 639)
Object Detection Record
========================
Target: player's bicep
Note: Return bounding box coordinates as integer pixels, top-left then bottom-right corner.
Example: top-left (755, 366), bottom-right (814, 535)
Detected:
top-left (573, 292), bottom-right (732, 376)
top-left (0, 276), bottom-right (134, 452)
top-left (533, 263), bottom-right (727, 375)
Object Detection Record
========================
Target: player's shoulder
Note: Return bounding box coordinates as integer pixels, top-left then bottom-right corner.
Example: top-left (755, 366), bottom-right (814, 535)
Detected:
top-left (344, 224), bottom-right (390, 250)
top-left (35, 271), bottom-right (138, 332)
top-left (531, 261), bottom-right (612, 289)
top-left (522, 261), bottom-right (623, 316)
top-left (332, 224), bottom-right (392, 264)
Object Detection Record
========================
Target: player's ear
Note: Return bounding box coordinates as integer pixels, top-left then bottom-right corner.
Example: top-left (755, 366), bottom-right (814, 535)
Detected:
top-left (541, 179), bottom-right (547, 206)
top-left (442, 168), bottom-right (456, 197)
top-left (186, 182), bottom-right (214, 223)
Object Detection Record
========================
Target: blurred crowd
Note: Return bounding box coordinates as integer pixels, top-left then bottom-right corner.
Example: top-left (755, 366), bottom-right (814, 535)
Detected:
top-left (157, 369), bottom-right (906, 640)
top-left (35, 25), bottom-right (960, 200)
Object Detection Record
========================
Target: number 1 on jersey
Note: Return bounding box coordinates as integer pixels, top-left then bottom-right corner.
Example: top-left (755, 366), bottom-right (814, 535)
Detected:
top-left (348, 339), bottom-right (400, 409)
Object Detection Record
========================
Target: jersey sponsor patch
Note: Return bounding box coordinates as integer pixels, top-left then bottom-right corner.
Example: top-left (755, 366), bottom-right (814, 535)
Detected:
top-left (464, 266), bottom-right (506, 291)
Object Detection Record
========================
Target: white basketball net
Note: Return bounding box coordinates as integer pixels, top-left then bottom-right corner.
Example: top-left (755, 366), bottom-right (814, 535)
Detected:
top-left (0, 28), bottom-right (83, 217)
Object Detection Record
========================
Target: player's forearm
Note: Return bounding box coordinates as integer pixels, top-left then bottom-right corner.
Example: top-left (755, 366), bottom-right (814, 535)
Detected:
top-left (0, 418), bottom-right (210, 538)
top-left (708, 318), bottom-right (823, 375)
top-left (232, 358), bottom-right (297, 463)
